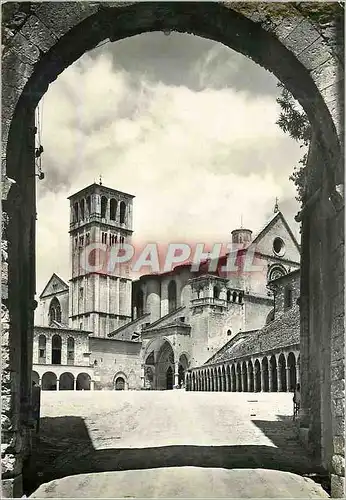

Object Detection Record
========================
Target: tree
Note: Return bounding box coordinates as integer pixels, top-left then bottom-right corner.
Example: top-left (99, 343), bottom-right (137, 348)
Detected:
top-left (276, 82), bottom-right (312, 203)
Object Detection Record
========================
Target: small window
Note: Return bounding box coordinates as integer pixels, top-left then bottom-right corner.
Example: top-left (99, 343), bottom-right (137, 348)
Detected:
top-left (79, 235), bottom-right (84, 246)
top-left (273, 237), bottom-right (285, 256)
top-left (227, 329), bottom-right (232, 336)
top-left (85, 233), bottom-right (90, 245)
top-left (284, 287), bottom-right (293, 309)
top-left (39, 348), bottom-right (45, 358)
top-left (119, 201), bottom-right (126, 224)
top-left (101, 196), bottom-right (108, 218)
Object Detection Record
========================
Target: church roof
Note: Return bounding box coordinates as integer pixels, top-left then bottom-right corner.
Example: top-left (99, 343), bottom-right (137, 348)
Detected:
top-left (203, 304), bottom-right (300, 366)
top-left (39, 273), bottom-right (69, 299)
top-left (250, 211), bottom-right (301, 254)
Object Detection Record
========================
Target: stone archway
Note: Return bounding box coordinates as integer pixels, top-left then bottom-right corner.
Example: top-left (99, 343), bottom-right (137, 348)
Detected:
top-left (76, 373), bottom-right (91, 391)
top-left (59, 372), bottom-right (74, 391)
top-left (287, 352), bottom-right (297, 391)
top-left (1, 3), bottom-right (344, 496)
top-left (248, 361), bottom-right (254, 392)
top-left (41, 372), bottom-right (57, 391)
top-left (270, 355), bottom-right (278, 392)
top-left (278, 354), bottom-right (287, 392)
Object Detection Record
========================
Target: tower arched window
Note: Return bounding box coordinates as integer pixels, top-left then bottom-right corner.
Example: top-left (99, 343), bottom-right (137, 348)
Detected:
top-left (51, 334), bottom-right (62, 365)
top-left (101, 196), bottom-right (108, 219)
top-left (38, 335), bottom-right (46, 364)
top-left (73, 202), bottom-right (79, 223)
top-left (110, 199), bottom-right (117, 221)
top-left (213, 286), bottom-right (220, 299)
top-left (137, 289), bottom-right (144, 317)
top-left (49, 297), bottom-right (61, 325)
top-left (67, 337), bottom-right (75, 365)
top-left (119, 201), bottom-right (126, 224)
top-left (86, 195), bottom-right (91, 216)
top-left (232, 291), bottom-right (237, 303)
top-left (80, 198), bottom-right (85, 220)
top-left (168, 280), bottom-right (177, 313)
top-left (226, 290), bottom-right (231, 302)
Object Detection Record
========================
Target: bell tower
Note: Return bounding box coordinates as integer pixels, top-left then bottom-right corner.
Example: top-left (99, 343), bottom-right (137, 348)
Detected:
top-left (68, 181), bottom-right (134, 337)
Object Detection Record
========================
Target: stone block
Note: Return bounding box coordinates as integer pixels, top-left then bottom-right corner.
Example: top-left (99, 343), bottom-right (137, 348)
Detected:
top-left (331, 473), bottom-right (345, 499)
top-left (298, 37), bottom-right (333, 72)
top-left (331, 364), bottom-right (345, 382)
top-left (332, 454), bottom-right (345, 476)
top-left (331, 379), bottom-right (345, 399)
top-left (8, 32), bottom-right (40, 64)
top-left (334, 435), bottom-right (345, 455)
top-left (334, 415), bottom-right (345, 436)
top-left (33, 2), bottom-right (98, 38)
top-left (1, 474), bottom-right (23, 499)
top-left (20, 15), bottom-right (57, 53)
top-left (332, 398), bottom-right (345, 418)
top-left (311, 57), bottom-right (344, 89)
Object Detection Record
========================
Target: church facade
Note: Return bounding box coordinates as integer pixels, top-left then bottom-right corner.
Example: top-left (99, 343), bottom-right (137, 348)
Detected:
top-left (33, 182), bottom-right (301, 392)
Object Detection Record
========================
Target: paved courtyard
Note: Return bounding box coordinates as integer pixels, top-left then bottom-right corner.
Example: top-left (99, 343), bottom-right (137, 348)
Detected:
top-left (26, 391), bottom-right (329, 498)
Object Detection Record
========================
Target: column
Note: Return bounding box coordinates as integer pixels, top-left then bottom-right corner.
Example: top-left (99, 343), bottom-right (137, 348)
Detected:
top-left (286, 366), bottom-right (291, 392)
top-left (277, 364), bottom-right (282, 392)
top-left (297, 362), bottom-right (300, 384)
top-left (73, 378), bottom-right (77, 390)
top-left (268, 367), bottom-right (273, 392)
top-left (247, 365), bottom-right (252, 392)
top-left (39, 377), bottom-right (42, 387)
top-left (260, 363), bottom-right (265, 392)
top-left (56, 379), bottom-right (60, 391)
top-left (236, 371), bottom-right (240, 392)
top-left (174, 362), bottom-right (179, 389)
top-left (225, 369), bottom-right (230, 392)
top-left (90, 380), bottom-right (95, 391)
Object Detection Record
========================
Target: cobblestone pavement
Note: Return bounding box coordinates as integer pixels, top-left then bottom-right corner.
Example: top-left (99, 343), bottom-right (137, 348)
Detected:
top-left (26, 391), bottom-right (328, 498)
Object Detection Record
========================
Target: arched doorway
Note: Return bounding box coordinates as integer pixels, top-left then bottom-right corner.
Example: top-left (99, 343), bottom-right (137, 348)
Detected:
top-left (156, 340), bottom-right (175, 390)
top-left (2, 5), bottom-right (343, 495)
top-left (76, 373), bottom-right (91, 391)
top-left (42, 372), bottom-right (57, 391)
top-left (178, 354), bottom-right (189, 388)
top-left (59, 372), bottom-right (74, 391)
top-left (166, 366), bottom-right (173, 390)
top-left (115, 377), bottom-right (125, 391)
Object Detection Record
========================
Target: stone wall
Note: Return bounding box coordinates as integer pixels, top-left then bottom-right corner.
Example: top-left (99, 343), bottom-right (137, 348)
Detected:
top-left (90, 336), bottom-right (142, 390)
top-left (1, 2), bottom-right (344, 496)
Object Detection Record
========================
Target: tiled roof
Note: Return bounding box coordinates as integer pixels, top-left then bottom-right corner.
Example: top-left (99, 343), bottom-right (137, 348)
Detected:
top-left (204, 305), bottom-right (300, 366)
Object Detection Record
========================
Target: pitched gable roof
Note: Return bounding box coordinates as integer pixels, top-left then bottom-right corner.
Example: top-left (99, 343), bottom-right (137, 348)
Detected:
top-left (250, 211), bottom-right (301, 254)
top-left (39, 273), bottom-right (69, 299)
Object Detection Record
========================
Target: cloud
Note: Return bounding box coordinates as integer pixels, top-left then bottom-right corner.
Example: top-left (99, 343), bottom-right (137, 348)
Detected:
top-left (36, 32), bottom-right (302, 295)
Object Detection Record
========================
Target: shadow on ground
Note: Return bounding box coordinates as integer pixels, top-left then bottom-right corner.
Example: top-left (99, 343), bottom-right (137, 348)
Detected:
top-left (23, 415), bottom-right (328, 496)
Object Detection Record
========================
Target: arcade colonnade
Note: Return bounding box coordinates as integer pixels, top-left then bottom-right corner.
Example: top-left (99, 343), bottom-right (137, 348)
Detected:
top-left (32, 369), bottom-right (94, 391)
top-left (186, 349), bottom-right (300, 393)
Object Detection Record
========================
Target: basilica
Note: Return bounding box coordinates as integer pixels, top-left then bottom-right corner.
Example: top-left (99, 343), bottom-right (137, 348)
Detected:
top-left (33, 181), bottom-right (301, 392)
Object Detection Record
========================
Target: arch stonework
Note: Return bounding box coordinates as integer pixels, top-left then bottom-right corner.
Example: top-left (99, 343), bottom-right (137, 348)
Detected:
top-left (1, 3), bottom-right (344, 496)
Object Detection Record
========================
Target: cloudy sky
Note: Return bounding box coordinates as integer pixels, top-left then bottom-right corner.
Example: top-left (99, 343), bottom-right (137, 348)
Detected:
top-left (35, 31), bottom-right (303, 296)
